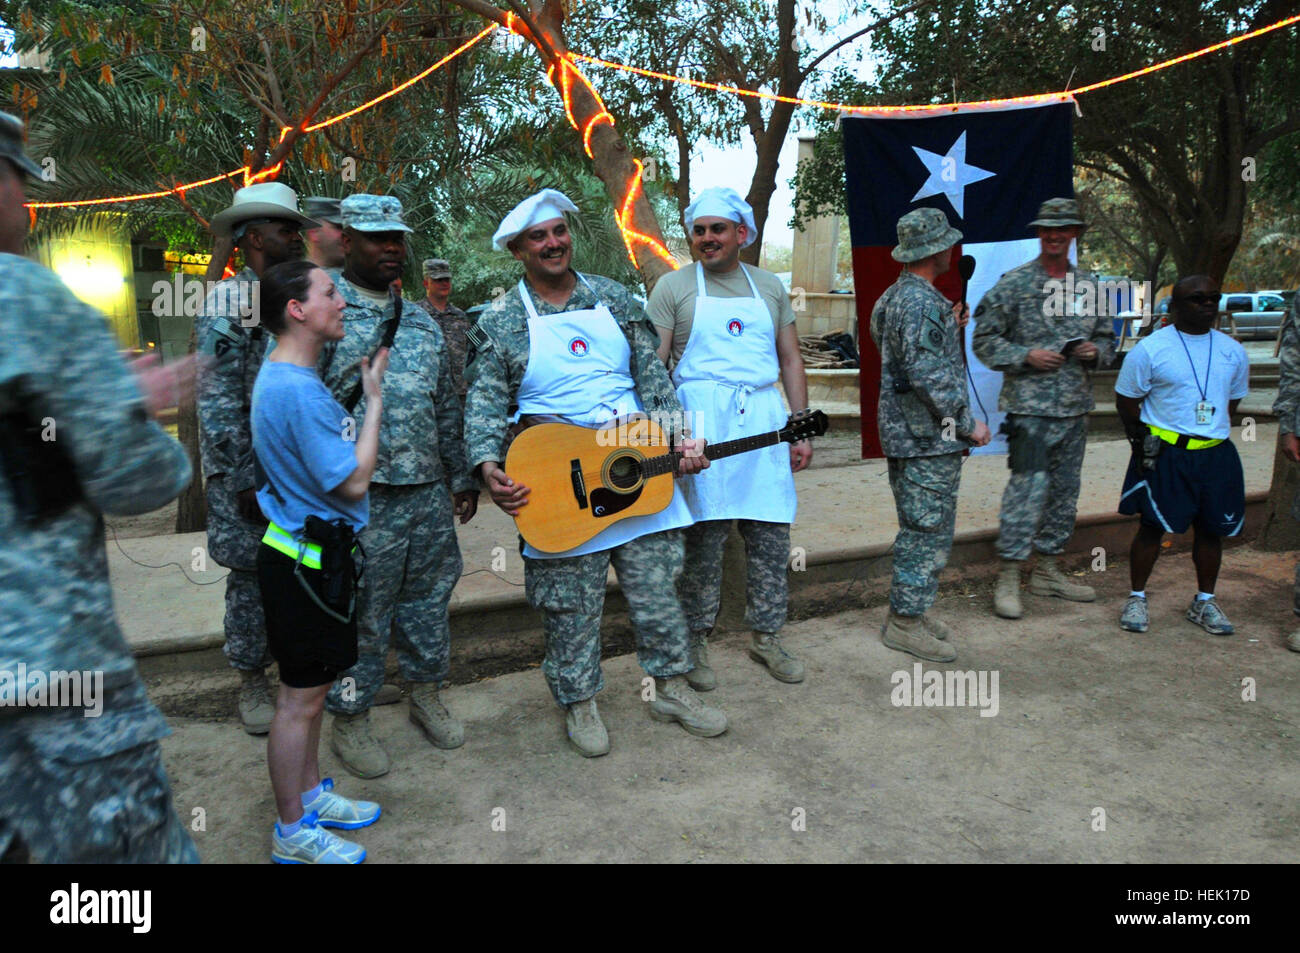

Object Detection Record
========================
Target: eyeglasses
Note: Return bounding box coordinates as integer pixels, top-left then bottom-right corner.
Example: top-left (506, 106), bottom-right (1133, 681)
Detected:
top-left (1176, 294), bottom-right (1218, 305)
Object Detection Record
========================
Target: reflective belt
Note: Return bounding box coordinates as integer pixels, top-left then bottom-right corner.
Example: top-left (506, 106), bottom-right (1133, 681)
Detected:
top-left (262, 521), bottom-right (323, 570)
top-left (1147, 425), bottom-right (1223, 450)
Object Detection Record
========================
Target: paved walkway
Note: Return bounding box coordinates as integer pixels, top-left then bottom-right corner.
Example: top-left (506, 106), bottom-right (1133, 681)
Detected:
top-left (107, 421), bottom-right (1282, 657)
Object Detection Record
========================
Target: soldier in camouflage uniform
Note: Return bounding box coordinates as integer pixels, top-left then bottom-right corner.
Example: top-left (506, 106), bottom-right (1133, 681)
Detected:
top-left (1273, 290), bottom-right (1300, 653)
top-left (0, 113), bottom-right (198, 862)
top-left (464, 188), bottom-right (726, 758)
top-left (302, 195), bottom-right (345, 269)
top-left (872, 208), bottom-right (991, 662)
top-left (411, 258), bottom-right (474, 401)
top-left (197, 183), bottom-right (318, 735)
top-left (318, 195), bottom-right (479, 779)
top-left (973, 198), bottom-right (1115, 619)
top-left (649, 187), bottom-right (810, 689)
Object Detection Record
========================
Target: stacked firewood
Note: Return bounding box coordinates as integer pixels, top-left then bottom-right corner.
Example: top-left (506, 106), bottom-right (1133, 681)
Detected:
top-left (799, 330), bottom-right (859, 368)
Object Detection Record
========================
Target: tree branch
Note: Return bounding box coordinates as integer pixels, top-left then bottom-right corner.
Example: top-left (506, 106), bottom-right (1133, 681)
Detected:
top-left (800, 0), bottom-right (940, 81)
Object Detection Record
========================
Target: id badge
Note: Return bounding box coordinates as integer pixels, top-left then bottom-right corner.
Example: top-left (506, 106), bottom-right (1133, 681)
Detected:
top-left (1195, 400), bottom-right (1215, 426)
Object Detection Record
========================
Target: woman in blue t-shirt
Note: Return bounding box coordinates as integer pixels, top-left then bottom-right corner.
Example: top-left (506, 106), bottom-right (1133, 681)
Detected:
top-left (251, 260), bottom-right (388, 864)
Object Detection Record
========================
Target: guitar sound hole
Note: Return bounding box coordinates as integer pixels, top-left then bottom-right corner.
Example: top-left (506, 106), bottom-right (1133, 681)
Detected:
top-left (607, 453), bottom-right (642, 490)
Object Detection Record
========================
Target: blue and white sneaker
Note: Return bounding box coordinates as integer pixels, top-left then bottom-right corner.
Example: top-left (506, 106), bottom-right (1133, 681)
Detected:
top-left (1186, 597), bottom-right (1234, 636)
top-left (1119, 595), bottom-right (1149, 633)
top-left (271, 811), bottom-right (366, 864)
top-left (304, 778), bottom-right (381, 830)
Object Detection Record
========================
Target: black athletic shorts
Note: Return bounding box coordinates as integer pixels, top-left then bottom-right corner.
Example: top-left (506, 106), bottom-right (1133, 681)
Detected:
top-left (1118, 438), bottom-right (1245, 537)
top-left (256, 542), bottom-right (359, 688)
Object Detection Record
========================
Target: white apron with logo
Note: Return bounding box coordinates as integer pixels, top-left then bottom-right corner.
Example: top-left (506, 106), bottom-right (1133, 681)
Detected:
top-left (672, 263), bottom-right (796, 524)
top-left (514, 274), bottom-right (693, 558)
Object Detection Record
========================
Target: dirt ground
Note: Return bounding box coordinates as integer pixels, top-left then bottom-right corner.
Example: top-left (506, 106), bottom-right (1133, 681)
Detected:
top-left (161, 544), bottom-right (1300, 863)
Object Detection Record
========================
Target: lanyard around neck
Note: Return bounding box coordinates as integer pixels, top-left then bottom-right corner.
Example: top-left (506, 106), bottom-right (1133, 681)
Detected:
top-left (1174, 327), bottom-right (1212, 401)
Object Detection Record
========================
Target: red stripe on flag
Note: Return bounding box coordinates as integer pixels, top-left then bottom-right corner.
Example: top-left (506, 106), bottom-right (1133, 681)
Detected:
top-left (853, 245), bottom-right (962, 458)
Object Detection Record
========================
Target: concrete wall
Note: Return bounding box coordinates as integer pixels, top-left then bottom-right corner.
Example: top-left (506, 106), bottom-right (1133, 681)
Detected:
top-left (33, 215), bottom-right (138, 348)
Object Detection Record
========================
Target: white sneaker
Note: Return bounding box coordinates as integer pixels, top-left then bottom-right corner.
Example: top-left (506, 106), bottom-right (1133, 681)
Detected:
top-left (271, 811), bottom-right (367, 864)
top-left (303, 778), bottom-right (381, 831)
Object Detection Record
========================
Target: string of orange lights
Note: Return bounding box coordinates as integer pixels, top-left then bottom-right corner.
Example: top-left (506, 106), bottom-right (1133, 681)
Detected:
top-left (571, 11), bottom-right (1300, 117)
top-left (22, 11), bottom-right (1300, 269)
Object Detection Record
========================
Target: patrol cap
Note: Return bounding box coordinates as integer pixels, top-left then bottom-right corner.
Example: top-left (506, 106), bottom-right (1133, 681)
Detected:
top-left (892, 207), bottom-right (962, 263)
top-left (683, 187), bottom-right (757, 247)
top-left (340, 193), bottom-right (413, 234)
top-left (302, 196), bottom-right (343, 225)
top-left (423, 258), bottom-right (451, 279)
top-left (1027, 197), bottom-right (1087, 230)
top-left (0, 111), bottom-right (43, 179)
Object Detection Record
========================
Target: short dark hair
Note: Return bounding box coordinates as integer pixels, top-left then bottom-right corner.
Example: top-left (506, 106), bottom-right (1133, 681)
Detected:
top-left (259, 260), bottom-right (319, 335)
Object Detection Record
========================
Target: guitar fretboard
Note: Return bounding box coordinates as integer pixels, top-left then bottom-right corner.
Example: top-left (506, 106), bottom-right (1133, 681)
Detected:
top-left (642, 430), bottom-right (782, 477)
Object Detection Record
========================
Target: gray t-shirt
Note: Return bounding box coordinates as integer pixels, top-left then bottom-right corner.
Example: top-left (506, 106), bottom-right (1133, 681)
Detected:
top-left (648, 263), bottom-right (796, 366)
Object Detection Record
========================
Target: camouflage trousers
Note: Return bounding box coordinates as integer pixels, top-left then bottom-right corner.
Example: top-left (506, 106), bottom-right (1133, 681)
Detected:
top-left (222, 569), bottom-right (270, 672)
top-left (679, 519), bottom-right (790, 635)
top-left (997, 414), bottom-right (1088, 561)
top-left (887, 452), bottom-right (963, 616)
top-left (326, 482), bottom-right (463, 715)
top-left (206, 477), bottom-right (270, 671)
top-left (523, 529), bottom-right (692, 707)
top-left (0, 729), bottom-right (198, 864)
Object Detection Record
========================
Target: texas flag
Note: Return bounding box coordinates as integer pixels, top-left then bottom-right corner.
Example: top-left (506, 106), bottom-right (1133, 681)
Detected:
top-left (843, 102), bottom-right (1075, 457)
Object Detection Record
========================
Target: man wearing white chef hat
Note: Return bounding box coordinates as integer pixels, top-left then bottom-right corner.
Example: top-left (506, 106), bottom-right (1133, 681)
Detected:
top-left (464, 189), bottom-right (729, 758)
top-left (649, 186), bottom-right (812, 690)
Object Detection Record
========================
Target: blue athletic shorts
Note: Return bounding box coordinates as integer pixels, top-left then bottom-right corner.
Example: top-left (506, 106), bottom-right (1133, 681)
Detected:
top-left (1118, 438), bottom-right (1245, 536)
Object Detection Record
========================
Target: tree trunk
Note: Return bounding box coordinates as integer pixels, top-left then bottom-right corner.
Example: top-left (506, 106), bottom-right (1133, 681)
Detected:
top-left (1257, 429), bottom-right (1300, 551)
top-left (174, 235), bottom-right (234, 533)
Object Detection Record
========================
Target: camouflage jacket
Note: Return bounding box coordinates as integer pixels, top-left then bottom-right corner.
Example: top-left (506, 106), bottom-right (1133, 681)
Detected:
top-left (870, 270), bottom-right (975, 457)
top-left (410, 299), bottom-right (474, 399)
top-left (319, 272), bottom-right (473, 492)
top-left (0, 254), bottom-right (190, 751)
top-left (972, 259), bottom-right (1116, 417)
top-left (1274, 293), bottom-right (1300, 436)
top-left (196, 266), bottom-right (266, 489)
top-left (463, 271), bottom-right (684, 471)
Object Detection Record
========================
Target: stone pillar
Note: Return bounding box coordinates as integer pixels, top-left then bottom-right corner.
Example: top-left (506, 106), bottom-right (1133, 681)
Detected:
top-left (791, 134), bottom-right (841, 332)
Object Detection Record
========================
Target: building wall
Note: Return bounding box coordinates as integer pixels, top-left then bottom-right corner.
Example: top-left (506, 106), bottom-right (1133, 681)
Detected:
top-left (33, 215), bottom-right (138, 349)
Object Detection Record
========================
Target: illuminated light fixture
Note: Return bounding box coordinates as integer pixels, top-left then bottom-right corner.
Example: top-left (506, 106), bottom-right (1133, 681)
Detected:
top-left (54, 252), bottom-right (127, 311)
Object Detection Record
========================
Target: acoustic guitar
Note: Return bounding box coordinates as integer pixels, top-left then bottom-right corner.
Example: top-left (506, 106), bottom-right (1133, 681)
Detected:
top-left (505, 410), bottom-right (828, 553)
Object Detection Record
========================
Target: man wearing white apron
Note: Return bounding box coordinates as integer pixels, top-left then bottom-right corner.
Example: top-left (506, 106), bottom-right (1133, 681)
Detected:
top-left (463, 189), bottom-right (729, 758)
top-left (649, 188), bottom-right (812, 689)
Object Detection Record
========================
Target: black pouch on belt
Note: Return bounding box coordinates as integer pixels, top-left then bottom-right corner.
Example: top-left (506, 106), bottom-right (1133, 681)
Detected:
top-left (300, 515), bottom-right (364, 622)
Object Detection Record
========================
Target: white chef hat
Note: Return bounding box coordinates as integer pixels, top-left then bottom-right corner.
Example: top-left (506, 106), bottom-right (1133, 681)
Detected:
top-left (492, 188), bottom-right (580, 251)
top-left (682, 187), bottom-right (757, 247)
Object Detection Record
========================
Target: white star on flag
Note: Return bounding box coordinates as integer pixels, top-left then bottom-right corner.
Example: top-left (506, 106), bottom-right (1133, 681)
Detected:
top-left (909, 131), bottom-right (995, 219)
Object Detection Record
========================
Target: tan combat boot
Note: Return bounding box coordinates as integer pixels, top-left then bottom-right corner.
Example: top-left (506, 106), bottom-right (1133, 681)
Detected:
top-left (749, 633), bottom-right (805, 683)
top-left (1286, 629), bottom-right (1300, 653)
top-left (237, 669), bottom-right (274, 735)
top-left (373, 683), bottom-right (403, 706)
top-left (565, 697), bottom-right (610, 757)
top-left (920, 614), bottom-right (952, 641)
top-left (881, 610), bottom-right (956, 662)
top-left (994, 560), bottom-right (1023, 619)
top-left (1029, 555), bottom-right (1096, 602)
top-left (330, 711), bottom-right (391, 779)
top-left (685, 630), bottom-right (717, 692)
top-left (650, 675), bottom-right (728, 737)
top-left (409, 682), bottom-right (465, 749)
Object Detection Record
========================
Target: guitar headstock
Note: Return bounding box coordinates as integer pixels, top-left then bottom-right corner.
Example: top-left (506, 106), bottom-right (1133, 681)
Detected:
top-left (781, 409), bottom-right (829, 443)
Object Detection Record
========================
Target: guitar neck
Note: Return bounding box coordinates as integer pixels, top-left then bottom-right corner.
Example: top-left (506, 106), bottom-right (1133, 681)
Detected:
top-left (643, 429), bottom-right (782, 477)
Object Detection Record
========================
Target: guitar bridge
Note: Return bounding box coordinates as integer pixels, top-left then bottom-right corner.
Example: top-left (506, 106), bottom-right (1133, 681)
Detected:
top-left (570, 459), bottom-right (588, 510)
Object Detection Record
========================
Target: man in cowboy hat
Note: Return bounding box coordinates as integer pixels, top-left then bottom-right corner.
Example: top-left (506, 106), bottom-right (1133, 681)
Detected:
top-left (973, 197), bottom-right (1116, 620)
top-left (463, 188), bottom-right (726, 758)
top-left (0, 111), bottom-right (198, 862)
top-left (198, 181), bottom-right (318, 734)
top-left (873, 207), bottom-right (991, 661)
top-left (318, 195), bottom-right (478, 779)
top-left (412, 258), bottom-right (474, 401)
top-left (302, 195), bottom-right (345, 269)
top-left (648, 186), bottom-right (811, 688)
